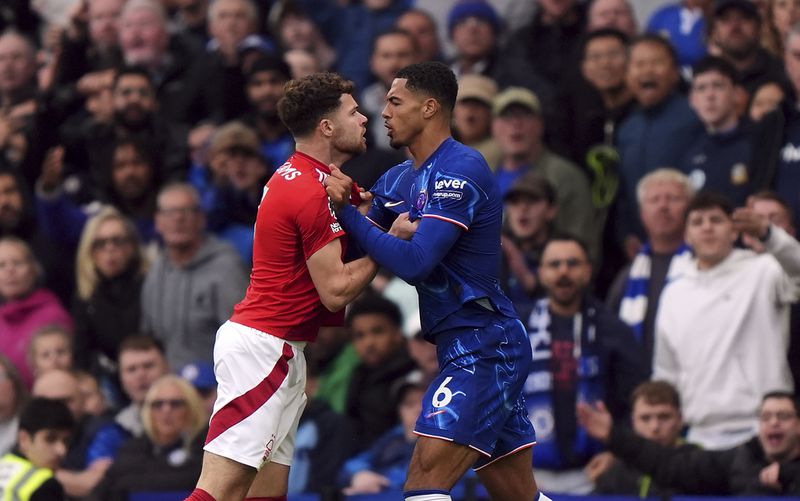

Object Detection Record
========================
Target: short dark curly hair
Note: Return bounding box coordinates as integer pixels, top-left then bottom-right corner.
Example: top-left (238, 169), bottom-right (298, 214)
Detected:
top-left (278, 72), bottom-right (355, 138)
top-left (396, 61), bottom-right (458, 114)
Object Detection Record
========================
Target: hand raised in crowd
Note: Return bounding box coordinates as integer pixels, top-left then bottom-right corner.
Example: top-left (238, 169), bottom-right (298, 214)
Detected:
top-left (342, 470), bottom-right (391, 495)
top-left (324, 164), bottom-right (353, 208)
top-left (39, 146), bottom-right (65, 193)
top-left (759, 462), bottom-right (783, 491)
top-left (584, 451), bottom-right (615, 483)
top-left (501, 235), bottom-right (538, 294)
top-left (733, 207), bottom-right (770, 243)
top-left (189, 123), bottom-right (217, 167)
top-left (77, 69), bottom-right (116, 97)
top-left (576, 400), bottom-right (613, 443)
top-left (389, 212), bottom-right (419, 240)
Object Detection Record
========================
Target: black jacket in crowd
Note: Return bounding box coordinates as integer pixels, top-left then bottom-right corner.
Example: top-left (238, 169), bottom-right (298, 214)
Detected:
top-left (605, 425), bottom-right (800, 496)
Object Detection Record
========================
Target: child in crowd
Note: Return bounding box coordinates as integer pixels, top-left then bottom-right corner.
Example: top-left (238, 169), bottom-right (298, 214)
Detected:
top-left (27, 325), bottom-right (73, 377)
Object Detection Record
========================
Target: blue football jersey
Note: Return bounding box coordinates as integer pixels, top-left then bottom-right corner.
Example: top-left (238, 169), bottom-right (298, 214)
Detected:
top-left (367, 138), bottom-right (518, 337)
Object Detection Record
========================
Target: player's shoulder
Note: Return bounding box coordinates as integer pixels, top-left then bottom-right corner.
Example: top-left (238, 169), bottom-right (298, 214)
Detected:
top-left (438, 139), bottom-right (491, 173)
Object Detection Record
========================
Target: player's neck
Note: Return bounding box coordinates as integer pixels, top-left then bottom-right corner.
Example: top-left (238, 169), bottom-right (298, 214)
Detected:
top-left (409, 126), bottom-right (451, 168)
top-left (295, 140), bottom-right (351, 169)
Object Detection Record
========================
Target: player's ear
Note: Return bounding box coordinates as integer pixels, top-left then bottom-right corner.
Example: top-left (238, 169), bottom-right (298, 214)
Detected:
top-left (422, 97), bottom-right (439, 119)
top-left (319, 117), bottom-right (334, 138)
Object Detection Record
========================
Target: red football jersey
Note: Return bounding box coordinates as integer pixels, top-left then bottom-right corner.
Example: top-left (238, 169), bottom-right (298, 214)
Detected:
top-left (231, 151), bottom-right (347, 342)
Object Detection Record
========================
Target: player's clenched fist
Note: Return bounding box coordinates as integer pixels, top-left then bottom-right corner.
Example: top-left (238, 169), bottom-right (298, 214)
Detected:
top-left (324, 164), bottom-right (353, 208)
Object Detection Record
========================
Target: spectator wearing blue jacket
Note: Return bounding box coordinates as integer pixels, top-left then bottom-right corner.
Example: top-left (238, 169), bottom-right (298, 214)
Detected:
top-left (615, 34), bottom-right (702, 257)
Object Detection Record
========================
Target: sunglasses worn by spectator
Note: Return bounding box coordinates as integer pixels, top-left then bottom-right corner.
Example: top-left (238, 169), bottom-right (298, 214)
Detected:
top-left (150, 399), bottom-right (187, 410)
top-left (92, 235), bottom-right (132, 250)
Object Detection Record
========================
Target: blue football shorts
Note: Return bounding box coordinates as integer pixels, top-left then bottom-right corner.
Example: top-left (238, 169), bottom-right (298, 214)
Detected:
top-left (414, 314), bottom-right (537, 470)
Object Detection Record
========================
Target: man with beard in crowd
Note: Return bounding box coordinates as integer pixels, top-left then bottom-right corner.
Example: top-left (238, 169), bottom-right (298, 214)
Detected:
top-left (59, 66), bottom-right (188, 204)
top-left (0, 168), bottom-right (72, 303)
top-left (238, 54), bottom-right (294, 174)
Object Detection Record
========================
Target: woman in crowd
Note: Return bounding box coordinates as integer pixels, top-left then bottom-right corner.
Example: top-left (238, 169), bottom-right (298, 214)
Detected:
top-left (72, 207), bottom-right (147, 402)
top-left (88, 375), bottom-right (209, 500)
top-left (762, 0), bottom-right (800, 55)
top-left (0, 236), bottom-right (73, 387)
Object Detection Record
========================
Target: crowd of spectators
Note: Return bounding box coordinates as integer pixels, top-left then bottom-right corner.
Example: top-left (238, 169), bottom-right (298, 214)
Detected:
top-left (0, 0), bottom-right (799, 498)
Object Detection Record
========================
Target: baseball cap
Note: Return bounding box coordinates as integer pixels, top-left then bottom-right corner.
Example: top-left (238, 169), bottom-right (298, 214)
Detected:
top-left (713, 0), bottom-right (760, 20)
top-left (447, 0), bottom-right (501, 36)
top-left (457, 74), bottom-right (498, 107)
top-left (493, 87), bottom-right (541, 116)
top-left (209, 121), bottom-right (261, 159)
top-left (503, 173), bottom-right (556, 205)
top-left (179, 361), bottom-right (217, 391)
top-left (391, 370), bottom-right (427, 403)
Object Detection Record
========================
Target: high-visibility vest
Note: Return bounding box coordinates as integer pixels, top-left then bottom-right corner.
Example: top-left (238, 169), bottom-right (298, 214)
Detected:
top-left (0, 453), bottom-right (54, 501)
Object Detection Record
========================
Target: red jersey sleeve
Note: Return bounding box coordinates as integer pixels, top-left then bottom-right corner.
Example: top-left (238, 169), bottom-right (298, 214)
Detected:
top-left (296, 189), bottom-right (344, 260)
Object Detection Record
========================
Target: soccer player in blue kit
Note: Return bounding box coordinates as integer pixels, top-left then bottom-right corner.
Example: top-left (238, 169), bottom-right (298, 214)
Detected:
top-left (325, 61), bottom-right (549, 501)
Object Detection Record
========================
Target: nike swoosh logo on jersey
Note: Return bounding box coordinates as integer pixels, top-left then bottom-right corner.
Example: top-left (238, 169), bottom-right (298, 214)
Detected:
top-left (384, 201), bottom-right (405, 208)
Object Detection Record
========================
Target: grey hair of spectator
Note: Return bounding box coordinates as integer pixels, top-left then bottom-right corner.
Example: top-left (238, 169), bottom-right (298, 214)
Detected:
top-left (0, 353), bottom-right (28, 419)
top-left (636, 168), bottom-right (695, 206)
top-left (156, 182), bottom-right (203, 209)
top-left (208, 0), bottom-right (259, 24)
top-left (75, 207), bottom-right (146, 301)
top-left (121, 0), bottom-right (168, 25)
top-left (141, 374), bottom-right (208, 443)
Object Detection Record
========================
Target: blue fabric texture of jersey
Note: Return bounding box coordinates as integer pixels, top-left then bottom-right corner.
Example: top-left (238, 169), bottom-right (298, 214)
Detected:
top-left (357, 138), bottom-right (518, 338)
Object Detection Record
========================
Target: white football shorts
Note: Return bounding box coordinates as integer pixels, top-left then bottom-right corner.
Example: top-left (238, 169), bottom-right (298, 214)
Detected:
top-left (203, 320), bottom-right (307, 470)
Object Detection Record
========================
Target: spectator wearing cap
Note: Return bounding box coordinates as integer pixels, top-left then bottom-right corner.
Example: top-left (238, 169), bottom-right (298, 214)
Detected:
top-left (446, 0), bottom-right (503, 79)
top-left (198, 121), bottom-right (269, 263)
top-left (361, 28), bottom-right (418, 152)
top-left (523, 234), bottom-right (647, 493)
top-left (646, 0), bottom-right (711, 71)
top-left (615, 35), bottom-right (703, 259)
top-left (492, 87), bottom-right (598, 261)
top-left (680, 56), bottom-right (755, 206)
top-left (709, 0), bottom-right (785, 96)
top-left (238, 54), bottom-right (294, 173)
top-left (179, 361), bottom-right (217, 415)
top-left (453, 74), bottom-right (502, 168)
top-left (499, 173), bottom-right (556, 313)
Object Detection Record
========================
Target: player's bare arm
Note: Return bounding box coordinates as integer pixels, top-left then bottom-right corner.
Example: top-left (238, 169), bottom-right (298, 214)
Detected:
top-left (307, 237), bottom-right (378, 312)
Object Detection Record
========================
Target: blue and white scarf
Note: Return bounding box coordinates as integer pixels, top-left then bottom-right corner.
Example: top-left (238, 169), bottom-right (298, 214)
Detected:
top-left (619, 243), bottom-right (694, 342)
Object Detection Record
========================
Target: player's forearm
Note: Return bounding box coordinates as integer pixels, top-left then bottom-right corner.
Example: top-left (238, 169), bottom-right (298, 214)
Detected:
top-left (322, 256), bottom-right (379, 311)
top-left (338, 204), bottom-right (454, 284)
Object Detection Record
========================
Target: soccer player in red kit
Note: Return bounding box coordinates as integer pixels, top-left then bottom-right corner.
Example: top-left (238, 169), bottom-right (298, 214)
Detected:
top-left (186, 73), bottom-right (379, 501)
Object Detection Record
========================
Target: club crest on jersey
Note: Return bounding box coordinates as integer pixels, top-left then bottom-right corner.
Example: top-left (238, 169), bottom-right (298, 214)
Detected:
top-left (415, 191), bottom-right (428, 211)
